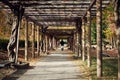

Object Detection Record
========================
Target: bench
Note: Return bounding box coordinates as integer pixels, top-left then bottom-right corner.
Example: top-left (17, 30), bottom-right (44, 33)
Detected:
top-left (0, 60), bottom-right (12, 68)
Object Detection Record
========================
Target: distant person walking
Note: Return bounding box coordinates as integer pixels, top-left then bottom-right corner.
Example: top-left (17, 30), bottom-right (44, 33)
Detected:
top-left (60, 40), bottom-right (64, 51)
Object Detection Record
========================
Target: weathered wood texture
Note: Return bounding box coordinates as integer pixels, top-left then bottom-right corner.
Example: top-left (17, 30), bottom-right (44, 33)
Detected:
top-left (32, 23), bottom-right (35, 58)
top-left (82, 18), bottom-right (86, 61)
top-left (25, 20), bottom-right (28, 61)
top-left (37, 25), bottom-right (40, 56)
top-left (87, 10), bottom-right (91, 67)
top-left (114, 0), bottom-right (120, 79)
top-left (96, 0), bottom-right (103, 77)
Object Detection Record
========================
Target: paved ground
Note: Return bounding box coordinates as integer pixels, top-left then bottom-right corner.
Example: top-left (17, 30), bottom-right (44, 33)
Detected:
top-left (3, 49), bottom-right (87, 80)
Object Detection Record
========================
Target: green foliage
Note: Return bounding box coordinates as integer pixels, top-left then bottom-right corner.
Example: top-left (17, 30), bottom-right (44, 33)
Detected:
top-left (102, 23), bottom-right (107, 39)
top-left (91, 22), bottom-right (96, 44)
top-left (0, 39), bottom-right (9, 50)
top-left (91, 2), bottom-right (115, 45)
top-left (0, 39), bottom-right (31, 51)
top-left (103, 27), bottom-right (113, 40)
top-left (89, 57), bottom-right (118, 79)
top-left (103, 58), bottom-right (118, 77)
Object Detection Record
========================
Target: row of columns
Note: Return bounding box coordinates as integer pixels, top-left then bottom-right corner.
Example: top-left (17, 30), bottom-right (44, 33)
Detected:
top-left (71, 0), bottom-right (120, 78)
top-left (3, 0), bottom-right (119, 79)
top-left (24, 20), bottom-right (58, 61)
top-left (72, 0), bottom-right (102, 77)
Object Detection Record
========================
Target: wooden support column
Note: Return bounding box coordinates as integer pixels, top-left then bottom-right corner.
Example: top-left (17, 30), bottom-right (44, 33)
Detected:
top-left (48, 36), bottom-right (50, 50)
top-left (56, 39), bottom-right (59, 48)
top-left (79, 30), bottom-right (82, 58)
top-left (96, 0), bottom-right (102, 77)
top-left (76, 32), bottom-right (79, 57)
top-left (25, 20), bottom-right (28, 61)
top-left (37, 26), bottom-right (40, 56)
top-left (43, 34), bottom-right (45, 53)
top-left (114, 0), bottom-right (120, 79)
top-left (71, 36), bottom-right (74, 51)
top-left (52, 37), bottom-right (55, 49)
top-left (48, 36), bottom-right (51, 50)
top-left (76, 18), bottom-right (82, 57)
top-left (45, 35), bottom-right (48, 52)
top-left (39, 31), bottom-right (42, 54)
top-left (6, 5), bottom-right (24, 63)
top-left (73, 32), bottom-right (76, 53)
top-left (55, 38), bottom-right (57, 49)
top-left (32, 23), bottom-right (35, 58)
top-left (82, 18), bottom-right (86, 61)
top-left (50, 37), bottom-right (52, 50)
top-left (87, 10), bottom-right (91, 67)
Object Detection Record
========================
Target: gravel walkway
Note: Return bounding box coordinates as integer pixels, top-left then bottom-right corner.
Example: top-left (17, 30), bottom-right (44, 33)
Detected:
top-left (3, 49), bottom-right (87, 80)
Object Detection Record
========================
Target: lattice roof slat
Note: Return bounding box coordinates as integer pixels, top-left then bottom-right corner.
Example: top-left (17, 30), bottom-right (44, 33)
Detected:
top-left (0, 0), bottom-right (111, 37)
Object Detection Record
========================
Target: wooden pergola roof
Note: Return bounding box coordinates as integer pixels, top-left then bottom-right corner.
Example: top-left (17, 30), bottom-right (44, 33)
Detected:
top-left (0, 0), bottom-right (110, 38)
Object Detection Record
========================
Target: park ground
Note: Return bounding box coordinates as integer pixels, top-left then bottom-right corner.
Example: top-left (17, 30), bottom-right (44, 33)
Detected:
top-left (0, 47), bottom-right (118, 80)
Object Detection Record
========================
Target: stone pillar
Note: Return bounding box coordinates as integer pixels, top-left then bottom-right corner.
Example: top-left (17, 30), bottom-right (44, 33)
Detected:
top-left (25, 20), bottom-right (28, 61)
top-left (37, 26), bottom-right (40, 56)
top-left (87, 10), bottom-right (91, 67)
top-left (96, 0), bottom-right (103, 77)
top-left (32, 23), bottom-right (35, 58)
top-left (82, 18), bottom-right (86, 61)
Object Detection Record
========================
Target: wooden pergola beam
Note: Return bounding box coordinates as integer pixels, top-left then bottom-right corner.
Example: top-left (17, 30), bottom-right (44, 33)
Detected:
top-left (83, 0), bottom-right (96, 18)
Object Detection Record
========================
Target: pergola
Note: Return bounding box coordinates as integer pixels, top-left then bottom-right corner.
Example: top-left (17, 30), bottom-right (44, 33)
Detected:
top-left (0, 0), bottom-right (120, 79)
top-left (0, 0), bottom-right (110, 36)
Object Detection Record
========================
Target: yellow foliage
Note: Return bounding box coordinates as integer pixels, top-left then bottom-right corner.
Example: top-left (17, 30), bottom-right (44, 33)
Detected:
top-left (104, 27), bottom-right (113, 40)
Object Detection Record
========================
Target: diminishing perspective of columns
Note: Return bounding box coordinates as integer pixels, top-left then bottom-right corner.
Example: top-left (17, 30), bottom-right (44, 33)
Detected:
top-left (1, 0), bottom-right (120, 79)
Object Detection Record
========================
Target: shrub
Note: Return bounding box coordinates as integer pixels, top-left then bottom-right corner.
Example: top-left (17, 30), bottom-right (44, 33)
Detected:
top-left (0, 39), bottom-right (31, 51)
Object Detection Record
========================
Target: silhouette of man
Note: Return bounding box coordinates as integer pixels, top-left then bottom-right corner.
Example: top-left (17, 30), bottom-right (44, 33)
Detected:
top-left (60, 40), bottom-right (64, 51)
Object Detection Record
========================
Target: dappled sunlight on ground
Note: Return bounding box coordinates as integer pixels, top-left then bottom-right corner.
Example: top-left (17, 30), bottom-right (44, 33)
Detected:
top-left (2, 49), bottom-right (88, 80)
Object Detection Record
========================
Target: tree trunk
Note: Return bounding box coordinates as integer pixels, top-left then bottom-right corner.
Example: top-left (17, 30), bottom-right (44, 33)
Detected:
top-left (96, 0), bottom-right (103, 77)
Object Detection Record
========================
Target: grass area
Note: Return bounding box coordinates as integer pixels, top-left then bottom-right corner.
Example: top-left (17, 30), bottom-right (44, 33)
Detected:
top-left (87, 57), bottom-right (118, 79)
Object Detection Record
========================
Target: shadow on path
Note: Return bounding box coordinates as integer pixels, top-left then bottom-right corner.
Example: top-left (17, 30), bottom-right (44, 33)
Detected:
top-left (2, 49), bottom-right (87, 80)
top-left (2, 66), bottom-right (35, 80)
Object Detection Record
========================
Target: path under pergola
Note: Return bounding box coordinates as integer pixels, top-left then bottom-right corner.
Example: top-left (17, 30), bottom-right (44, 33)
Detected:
top-left (0, 0), bottom-right (120, 79)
